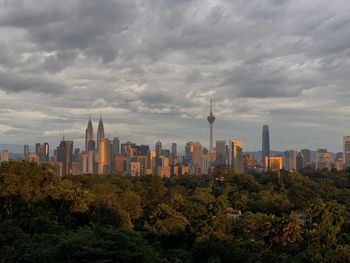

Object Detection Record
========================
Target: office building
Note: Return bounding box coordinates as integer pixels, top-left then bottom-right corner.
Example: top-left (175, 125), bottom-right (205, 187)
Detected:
top-left (335, 152), bottom-right (344, 171)
top-left (98, 138), bottom-right (111, 175)
top-left (1, 149), bottom-right (9, 162)
top-left (216, 140), bottom-right (226, 167)
top-left (344, 136), bottom-right (350, 168)
top-left (283, 150), bottom-right (297, 172)
top-left (230, 140), bottom-right (244, 174)
top-left (24, 145), bottom-right (29, 160)
top-left (262, 125), bottom-right (270, 169)
top-left (301, 149), bottom-right (311, 167)
top-left (57, 140), bottom-right (73, 176)
top-left (316, 149), bottom-right (332, 170)
top-left (191, 142), bottom-right (203, 175)
top-left (265, 156), bottom-right (283, 172)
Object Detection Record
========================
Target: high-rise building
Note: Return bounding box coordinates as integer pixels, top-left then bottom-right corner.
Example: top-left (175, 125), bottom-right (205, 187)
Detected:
top-left (216, 140), bottom-right (226, 167)
top-left (112, 137), bottom-right (120, 156)
top-left (1, 149), bottom-right (9, 162)
top-left (57, 140), bottom-right (73, 176)
top-left (85, 117), bottom-right (94, 151)
top-left (24, 145), bottom-right (29, 160)
top-left (147, 150), bottom-right (156, 175)
top-left (343, 136), bottom-right (350, 168)
top-left (98, 138), bottom-right (111, 175)
top-left (335, 152), bottom-right (344, 171)
top-left (114, 154), bottom-right (125, 174)
top-left (265, 156), bottom-right (283, 172)
top-left (35, 143), bottom-right (44, 162)
top-left (316, 149), bottom-right (332, 170)
top-left (96, 116), bottom-right (105, 151)
top-left (230, 140), bottom-right (244, 174)
top-left (262, 125), bottom-right (270, 169)
top-left (283, 150), bottom-right (297, 172)
top-left (191, 142), bottom-right (203, 175)
top-left (207, 99), bottom-right (216, 150)
top-left (43, 143), bottom-right (49, 162)
top-left (155, 141), bottom-right (162, 171)
top-left (296, 152), bottom-right (304, 170)
top-left (171, 143), bottom-right (177, 157)
top-left (301, 149), bottom-right (311, 167)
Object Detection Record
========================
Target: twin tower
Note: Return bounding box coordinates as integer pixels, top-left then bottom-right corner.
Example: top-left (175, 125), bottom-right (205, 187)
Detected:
top-left (85, 116), bottom-right (105, 152)
top-left (85, 116), bottom-right (110, 174)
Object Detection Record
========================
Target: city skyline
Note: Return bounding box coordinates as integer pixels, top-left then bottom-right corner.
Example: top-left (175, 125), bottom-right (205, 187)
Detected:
top-left (1, 1), bottom-right (350, 152)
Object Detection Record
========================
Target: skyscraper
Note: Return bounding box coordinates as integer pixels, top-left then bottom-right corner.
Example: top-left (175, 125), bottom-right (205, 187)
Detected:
top-left (301, 149), bottom-right (311, 167)
top-left (85, 117), bottom-right (94, 151)
top-left (191, 142), bottom-right (203, 175)
top-left (96, 116), bottom-right (105, 151)
top-left (112, 137), bottom-right (120, 156)
top-left (261, 125), bottom-right (270, 169)
top-left (171, 143), bottom-right (177, 157)
top-left (343, 136), bottom-right (350, 168)
top-left (43, 142), bottom-right (49, 162)
top-left (24, 145), bottom-right (29, 160)
top-left (216, 140), bottom-right (226, 167)
top-left (155, 141), bottom-right (162, 174)
top-left (98, 138), bottom-right (111, 175)
top-left (207, 99), bottom-right (216, 150)
top-left (230, 140), bottom-right (244, 174)
top-left (1, 149), bottom-right (9, 162)
top-left (57, 139), bottom-right (73, 176)
top-left (316, 149), bottom-right (332, 170)
top-left (283, 150), bottom-right (297, 172)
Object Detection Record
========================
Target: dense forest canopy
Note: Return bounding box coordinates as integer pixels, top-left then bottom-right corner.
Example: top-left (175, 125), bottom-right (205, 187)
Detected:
top-left (1, 161), bottom-right (350, 262)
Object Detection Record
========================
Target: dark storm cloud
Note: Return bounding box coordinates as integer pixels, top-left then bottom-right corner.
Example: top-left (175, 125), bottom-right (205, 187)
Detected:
top-left (0, 0), bottom-right (350, 151)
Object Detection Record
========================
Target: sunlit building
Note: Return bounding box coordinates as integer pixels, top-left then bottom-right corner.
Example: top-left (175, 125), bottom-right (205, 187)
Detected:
top-left (130, 162), bottom-right (141, 176)
top-left (85, 117), bottom-right (94, 151)
top-left (115, 154), bottom-right (125, 175)
top-left (335, 152), bottom-right (344, 171)
top-left (1, 149), bottom-right (9, 162)
top-left (98, 138), bottom-right (111, 175)
top-left (265, 156), bottom-right (283, 172)
top-left (316, 149), bottom-right (332, 170)
top-left (96, 116), bottom-right (105, 151)
top-left (230, 140), bottom-right (244, 174)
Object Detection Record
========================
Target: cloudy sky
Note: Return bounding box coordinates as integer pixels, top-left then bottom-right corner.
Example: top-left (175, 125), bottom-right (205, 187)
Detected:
top-left (0, 0), bottom-right (350, 152)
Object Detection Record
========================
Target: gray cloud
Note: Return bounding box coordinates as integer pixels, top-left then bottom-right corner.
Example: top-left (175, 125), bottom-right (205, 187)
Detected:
top-left (0, 0), bottom-right (350, 152)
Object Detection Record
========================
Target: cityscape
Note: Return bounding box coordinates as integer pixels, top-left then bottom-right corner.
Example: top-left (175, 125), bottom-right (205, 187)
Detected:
top-left (2, 1), bottom-right (350, 262)
top-left (1, 100), bottom-right (349, 177)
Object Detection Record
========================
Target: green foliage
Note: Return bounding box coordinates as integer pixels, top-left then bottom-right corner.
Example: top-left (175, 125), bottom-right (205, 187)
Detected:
top-left (2, 161), bottom-right (350, 262)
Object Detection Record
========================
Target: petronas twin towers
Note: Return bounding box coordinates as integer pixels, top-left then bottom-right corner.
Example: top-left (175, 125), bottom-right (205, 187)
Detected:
top-left (85, 116), bottom-right (105, 152)
top-left (84, 116), bottom-right (111, 175)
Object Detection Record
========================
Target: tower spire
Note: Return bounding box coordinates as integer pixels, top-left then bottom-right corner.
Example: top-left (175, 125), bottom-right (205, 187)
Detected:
top-left (207, 98), bottom-right (216, 150)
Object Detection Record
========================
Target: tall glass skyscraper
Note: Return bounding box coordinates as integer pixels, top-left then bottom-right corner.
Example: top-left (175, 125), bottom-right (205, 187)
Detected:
top-left (261, 125), bottom-right (270, 169)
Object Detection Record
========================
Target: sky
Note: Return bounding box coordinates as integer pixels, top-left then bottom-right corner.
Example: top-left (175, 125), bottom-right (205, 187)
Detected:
top-left (0, 0), bottom-right (350, 152)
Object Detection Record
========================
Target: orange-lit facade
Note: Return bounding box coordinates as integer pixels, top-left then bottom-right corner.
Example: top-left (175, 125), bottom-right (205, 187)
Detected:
top-left (265, 156), bottom-right (283, 172)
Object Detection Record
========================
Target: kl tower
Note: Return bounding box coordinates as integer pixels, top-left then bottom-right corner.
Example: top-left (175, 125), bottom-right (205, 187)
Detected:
top-left (207, 99), bottom-right (216, 150)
